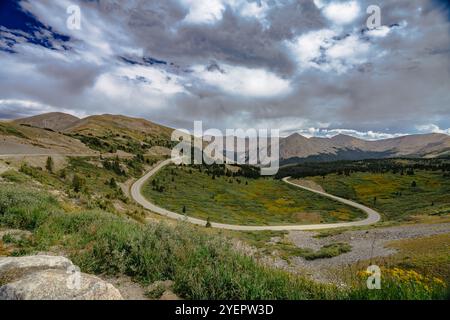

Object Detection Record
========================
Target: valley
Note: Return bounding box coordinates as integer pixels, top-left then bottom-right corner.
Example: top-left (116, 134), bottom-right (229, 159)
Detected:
top-left (0, 112), bottom-right (449, 300)
top-left (142, 164), bottom-right (367, 226)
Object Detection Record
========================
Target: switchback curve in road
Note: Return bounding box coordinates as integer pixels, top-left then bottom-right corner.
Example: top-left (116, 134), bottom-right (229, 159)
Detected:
top-left (131, 159), bottom-right (381, 231)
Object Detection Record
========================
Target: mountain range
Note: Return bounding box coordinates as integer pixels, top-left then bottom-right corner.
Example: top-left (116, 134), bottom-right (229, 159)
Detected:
top-left (279, 132), bottom-right (450, 164)
top-left (1, 112), bottom-right (449, 163)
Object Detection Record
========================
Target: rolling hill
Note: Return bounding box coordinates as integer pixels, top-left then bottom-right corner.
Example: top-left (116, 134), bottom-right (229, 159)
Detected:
top-left (2, 113), bottom-right (174, 156)
top-left (0, 120), bottom-right (95, 155)
top-left (14, 112), bottom-right (80, 132)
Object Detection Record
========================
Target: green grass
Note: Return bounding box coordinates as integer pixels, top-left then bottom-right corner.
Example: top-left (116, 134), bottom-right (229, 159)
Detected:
top-left (0, 184), bottom-right (340, 299)
top-left (385, 233), bottom-right (450, 283)
top-left (275, 242), bottom-right (352, 261)
top-left (19, 163), bottom-right (65, 189)
top-left (67, 157), bottom-right (128, 192)
top-left (0, 123), bottom-right (28, 139)
top-left (142, 165), bottom-right (366, 225)
top-left (70, 132), bottom-right (174, 154)
top-left (310, 170), bottom-right (450, 221)
top-left (1, 170), bottom-right (29, 183)
top-left (0, 184), bottom-right (447, 300)
top-left (227, 230), bottom-right (288, 249)
top-left (17, 156), bottom-right (129, 198)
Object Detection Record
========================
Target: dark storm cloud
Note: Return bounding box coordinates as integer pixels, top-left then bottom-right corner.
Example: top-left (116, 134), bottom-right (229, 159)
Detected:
top-left (0, 0), bottom-right (449, 138)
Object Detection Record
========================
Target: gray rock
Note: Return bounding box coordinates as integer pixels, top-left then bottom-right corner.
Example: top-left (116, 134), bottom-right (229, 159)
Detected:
top-left (0, 255), bottom-right (123, 300)
top-left (0, 255), bottom-right (73, 283)
top-left (0, 269), bottom-right (123, 300)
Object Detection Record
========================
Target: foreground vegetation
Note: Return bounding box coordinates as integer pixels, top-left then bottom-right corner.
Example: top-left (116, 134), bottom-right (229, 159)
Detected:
top-left (142, 164), bottom-right (366, 225)
top-left (0, 184), bottom-right (447, 300)
top-left (386, 233), bottom-right (450, 283)
top-left (0, 184), bottom-right (340, 299)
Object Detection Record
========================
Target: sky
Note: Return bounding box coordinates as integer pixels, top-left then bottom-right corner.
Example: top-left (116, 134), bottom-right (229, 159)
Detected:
top-left (0, 0), bottom-right (449, 139)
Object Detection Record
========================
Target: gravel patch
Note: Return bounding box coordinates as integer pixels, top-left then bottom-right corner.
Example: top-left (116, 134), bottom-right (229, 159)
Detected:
top-left (282, 223), bottom-right (450, 282)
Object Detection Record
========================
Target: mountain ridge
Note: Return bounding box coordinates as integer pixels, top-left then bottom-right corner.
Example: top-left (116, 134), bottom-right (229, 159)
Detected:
top-left (6, 112), bottom-right (450, 162)
top-left (280, 132), bottom-right (450, 164)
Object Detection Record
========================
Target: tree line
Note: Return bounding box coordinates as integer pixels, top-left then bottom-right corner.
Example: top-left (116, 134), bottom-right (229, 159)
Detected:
top-left (275, 158), bottom-right (450, 179)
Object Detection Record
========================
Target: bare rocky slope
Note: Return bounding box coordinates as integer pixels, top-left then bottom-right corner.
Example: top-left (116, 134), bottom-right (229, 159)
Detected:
top-left (13, 112), bottom-right (80, 132)
top-left (280, 133), bottom-right (450, 164)
top-left (0, 121), bottom-right (97, 155)
top-left (1, 113), bottom-right (174, 156)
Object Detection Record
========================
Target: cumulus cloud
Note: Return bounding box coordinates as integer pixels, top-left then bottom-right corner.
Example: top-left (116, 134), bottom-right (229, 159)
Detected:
top-left (416, 124), bottom-right (450, 135)
top-left (179, 0), bottom-right (225, 24)
top-left (297, 127), bottom-right (407, 140)
top-left (0, 99), bottom-right (86, 119)
top-left (288, 30), bottom-right (373, 73)
top-left (321, 1), bottom-right (361, 25)
top-left (0, 0), bottom-right (449, 139)
top-left (192, 63), bottom-right (291, 98)
top-left (179, 0), bottom-right (271, 26)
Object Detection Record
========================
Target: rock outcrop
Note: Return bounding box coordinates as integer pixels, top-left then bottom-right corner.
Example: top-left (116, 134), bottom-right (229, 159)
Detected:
top-left (146, 279), bottom-right (181, 300)
top-left (0, 255), bottom-right (123, 300)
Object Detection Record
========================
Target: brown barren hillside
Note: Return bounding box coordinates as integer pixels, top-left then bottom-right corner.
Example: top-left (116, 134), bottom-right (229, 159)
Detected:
top-left (14, 112), bottom-right (80, 132)
top-left (4, 113), bottom-right (174, 156)
top-left (0, 121), bottom-right (96, 155)
top-left (280, 133), bottom-right (450, 162)
top-left (64, 114), bottom-right (173, 139)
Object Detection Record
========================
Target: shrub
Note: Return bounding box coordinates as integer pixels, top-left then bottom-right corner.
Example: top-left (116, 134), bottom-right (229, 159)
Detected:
top-left (0, 170), bottom-right (28, 183)
top-left (0, 186), bottom-right (58, 230)
top-left (72, 174), bottom-right (85, 192)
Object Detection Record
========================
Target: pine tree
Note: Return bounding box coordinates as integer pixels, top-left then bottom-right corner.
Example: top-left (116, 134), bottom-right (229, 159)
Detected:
top-left (109, 177), bottom-right (117, 189)
top-left (72, 174), bottom-right (84, 192)
top-left (46, 156), bottom-right (54, 173)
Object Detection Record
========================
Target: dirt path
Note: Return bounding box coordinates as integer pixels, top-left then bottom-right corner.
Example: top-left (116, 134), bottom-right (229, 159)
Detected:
top-left (130, 159), bottom-right (381, 231)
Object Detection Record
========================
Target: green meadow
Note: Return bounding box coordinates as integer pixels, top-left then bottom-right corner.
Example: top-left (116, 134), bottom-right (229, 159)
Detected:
top-left (310, 170), bottom-right (450, 221)
top-left (142, 165), bottom-right (366, 225)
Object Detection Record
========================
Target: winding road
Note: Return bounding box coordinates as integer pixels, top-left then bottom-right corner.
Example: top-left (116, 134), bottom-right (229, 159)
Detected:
top-left (131, 159), bottom-right (381, 231)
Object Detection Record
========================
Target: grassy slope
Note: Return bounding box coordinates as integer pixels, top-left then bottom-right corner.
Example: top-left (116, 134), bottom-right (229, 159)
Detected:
top-left (142, 165), bottom-right (366, 225)
top-left (310, 170), bottom-right (450, 221)
top-left (0, 122), bottom-right (28, 139)
top-left (386, 233), bottom-right (450, 283)
top-left (65, 115), bottom-right (174, 153)
top-left (0, 184), bottom-right (340, 299)
top-left (0, 184), bottom-right (447, 300)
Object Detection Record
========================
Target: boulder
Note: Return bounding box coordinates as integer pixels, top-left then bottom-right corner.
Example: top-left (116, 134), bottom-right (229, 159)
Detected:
top-left (0, 255), bottom-right (123, 300)
top-left (0, 255), bottom-right (73, 284)
top-left (0, 269), bottom-right (123, 300)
